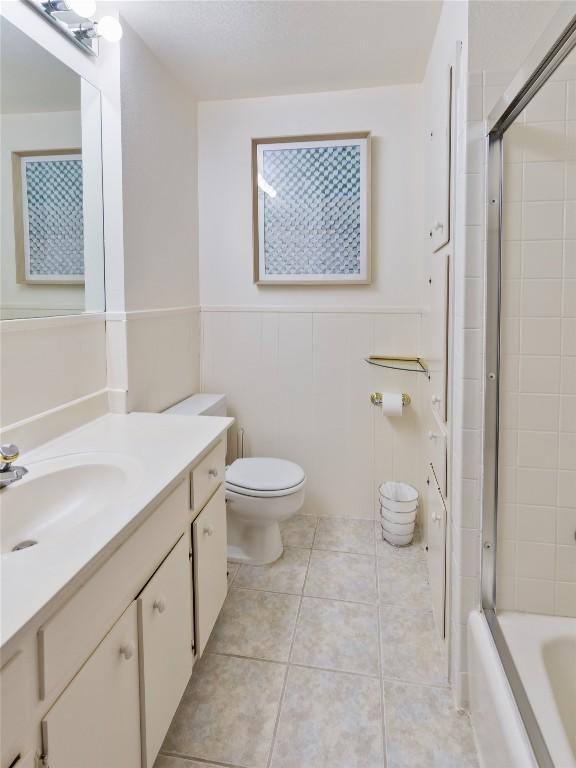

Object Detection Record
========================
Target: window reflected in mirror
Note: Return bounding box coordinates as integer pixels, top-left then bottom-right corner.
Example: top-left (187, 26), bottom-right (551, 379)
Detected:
top-left (0, 17), bottom-right (104, 320)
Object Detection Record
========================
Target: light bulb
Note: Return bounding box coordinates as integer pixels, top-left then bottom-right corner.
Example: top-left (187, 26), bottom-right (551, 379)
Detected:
top-left (96, 15), bottom-right (123, 42)
top-left (67, 0), bottom-right (96, 18)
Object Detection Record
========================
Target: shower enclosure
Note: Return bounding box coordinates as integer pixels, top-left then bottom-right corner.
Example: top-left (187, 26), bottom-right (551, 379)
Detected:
top-left (481, 11), bottom-right (576, 768)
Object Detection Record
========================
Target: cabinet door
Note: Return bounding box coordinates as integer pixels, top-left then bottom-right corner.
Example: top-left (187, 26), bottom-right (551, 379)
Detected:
top-left (138, 536), bottom-right (193, 768)
top-left (192, 484), bottom-right (227, 656)
top-left (427, 470), bottom-right (447, 640)
top-left (41, 603), bottom-right (140, 768)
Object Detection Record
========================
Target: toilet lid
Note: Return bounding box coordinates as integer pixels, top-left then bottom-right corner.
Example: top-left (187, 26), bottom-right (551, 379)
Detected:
top-left (226, 458), bottom-right (305, 492)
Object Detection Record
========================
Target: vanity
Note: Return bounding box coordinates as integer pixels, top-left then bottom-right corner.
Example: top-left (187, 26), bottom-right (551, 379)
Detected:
top-left (0, 412), bottom-right (233, 768)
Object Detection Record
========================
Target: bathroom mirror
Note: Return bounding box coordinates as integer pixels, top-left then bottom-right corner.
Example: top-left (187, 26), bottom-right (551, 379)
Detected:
top-left (0, 17), bottom-right (104, 320)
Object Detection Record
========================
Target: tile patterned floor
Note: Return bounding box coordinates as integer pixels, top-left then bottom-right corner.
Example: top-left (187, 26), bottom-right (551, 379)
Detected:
top-left (157, 516), bottom-right (478, 768)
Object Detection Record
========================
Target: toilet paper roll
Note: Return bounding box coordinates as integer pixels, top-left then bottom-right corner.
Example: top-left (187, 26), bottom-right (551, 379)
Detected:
top-left (379, 393), bottom-right (404, 416)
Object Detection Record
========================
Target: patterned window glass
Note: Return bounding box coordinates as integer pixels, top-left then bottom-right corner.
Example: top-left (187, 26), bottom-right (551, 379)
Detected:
top-left (261, 145), bottom-right (361, 275)
top-left (24, 157), bottom-right (84, 277)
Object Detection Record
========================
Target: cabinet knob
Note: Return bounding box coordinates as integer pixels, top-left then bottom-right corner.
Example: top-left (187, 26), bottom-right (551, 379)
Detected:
top-left (208, 468), bottom-right (219, 478)
top-left (203, 526), bottom-right (214, 536)
top-left (428, 431), bottom-right (438, 440)
top-left (153, 596), bottom-right (167, 614)
top-left (432, 395), bottom-right (441, 405)
top-left (434, 221), bottom-right (444, 231)
top-left (119, 642), bottom-right (135, 661)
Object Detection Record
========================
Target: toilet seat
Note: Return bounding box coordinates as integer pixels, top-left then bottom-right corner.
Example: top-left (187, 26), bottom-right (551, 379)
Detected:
top-left (226, 458), bottom-right (305, 498)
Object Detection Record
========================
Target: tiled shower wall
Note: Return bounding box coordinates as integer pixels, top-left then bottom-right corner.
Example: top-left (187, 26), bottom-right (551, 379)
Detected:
top-left (496, 51), bottom-right (576, 617)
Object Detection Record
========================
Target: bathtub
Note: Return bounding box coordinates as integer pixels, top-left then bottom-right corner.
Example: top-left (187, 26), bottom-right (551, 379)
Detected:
top-left (468, 610), bottom-right (576, 768)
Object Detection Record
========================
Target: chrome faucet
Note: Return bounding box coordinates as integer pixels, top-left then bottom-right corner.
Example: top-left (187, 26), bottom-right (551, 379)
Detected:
top-left (0, 444), bottom-right (28, 489)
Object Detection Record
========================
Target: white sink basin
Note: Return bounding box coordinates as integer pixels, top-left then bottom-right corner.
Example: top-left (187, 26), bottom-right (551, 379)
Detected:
top-left (0, 453), bottom-right (142, 556)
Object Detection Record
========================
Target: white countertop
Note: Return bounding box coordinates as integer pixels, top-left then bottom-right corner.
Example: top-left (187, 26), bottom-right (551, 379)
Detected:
top-left (0, 412), bottom-right (233, 652)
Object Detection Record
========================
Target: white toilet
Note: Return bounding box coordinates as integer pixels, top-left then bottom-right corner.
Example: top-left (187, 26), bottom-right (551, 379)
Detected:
top-left (164, 393), bottom-right (306, 565)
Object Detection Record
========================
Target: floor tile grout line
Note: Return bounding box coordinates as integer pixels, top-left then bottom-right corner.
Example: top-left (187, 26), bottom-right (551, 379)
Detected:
top-left (265, 539), bottom-right (314, 768)
top-left (374, 551), bottom-right (388, 768)
top-left (228, 578), bottom-right (431, 608)
top-left (208, 649), bottom-right (382, 681)
top-left (158, 748), bottom-right (249, 767)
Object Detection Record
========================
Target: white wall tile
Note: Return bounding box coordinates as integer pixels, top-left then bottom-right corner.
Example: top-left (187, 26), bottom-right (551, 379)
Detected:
top-left (518, 394), bottom-right (559, 431)
top-left (566, 202), bottom-right (576, 239)
top-left (523, 162), bottom-right (564, 201)
top-left (560, 395), bottom-right (576, 431)
top-left (521, 280), bottom-right (562, 317)
top-left (519, 356), bottom-right (560, 394)
top-left (516, 541), bottom-right (555, 579)
top-left (561, 357), bottom-right (576, 394)
top-left (562, 279), bottom-right (576, 316)
top-left (504, 164), bottom-right (523, 202)
top-left (522, 202), bottom-right (564, 240)
top-left (556, 545), bottom-right (576, 582)
top-left (523, 122), bottom-right (569, 163)
top-left (517, 506), bottom-right (556, 544)
top-left (558, 470), bottom-right (576, 507)
top-left (559, 433), bottom-right (576, 470)
top-left (568, 81), bottom-right (576, 122)
top-left (555, 582), bottom-right (576, 617)
top-left (502, 241), bottom-right (521, 280)
top-left (517, 431), bottom-right (558, 468)
top-left (567, 162), bottom-right (576, 199)
top-left (525, 82), bottom-right (566, 123)
top-left (517, 468), bottom-right (557, 506)
top-left (520, 318), bottom-right (561, 355)
top-left (557, 508), bottom-right (576, 545)
top-left (516, 578), bottom-right (555, 614)
top-left (564, 240), bottom-right (576, 278)
top-left (522, 241), bottom-right (563, 278)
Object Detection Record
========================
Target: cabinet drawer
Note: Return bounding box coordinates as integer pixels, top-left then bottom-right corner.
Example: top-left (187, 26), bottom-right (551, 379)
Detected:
top-left (38, 480), bottom-right (188, 702)
top-left (192, 485), bottom-right (227, 656)
top-left (42, 602), bottom-right (141, 768)
top-left (192, 440), bottom-right (225, 511)
top-left (138, 536), bottom-right (193, 768)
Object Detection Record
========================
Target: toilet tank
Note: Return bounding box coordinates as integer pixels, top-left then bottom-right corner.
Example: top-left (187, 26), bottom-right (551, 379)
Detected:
top-left (164, 393), bottom-right (227, 417)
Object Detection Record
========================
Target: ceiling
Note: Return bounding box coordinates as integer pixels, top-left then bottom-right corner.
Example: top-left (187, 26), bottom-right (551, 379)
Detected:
top-left (0, 17), bottom-right (80, 114)
top-left (469, 0), bottom-right (563, 74)
top-left (115, 0), bottom-right (443, 101)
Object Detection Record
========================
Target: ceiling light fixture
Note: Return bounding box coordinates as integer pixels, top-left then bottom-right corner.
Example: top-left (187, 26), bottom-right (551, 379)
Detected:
top-left (43, 0), bottom-right (95, 19)
top-left (76, 15), bottom-right (123, 42)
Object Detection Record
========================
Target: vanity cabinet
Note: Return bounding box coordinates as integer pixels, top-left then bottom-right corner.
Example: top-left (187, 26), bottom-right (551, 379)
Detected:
top-left (1, 433), bottom-right (230, 768)
top-left (41, 603), bottom-right (141, 768)
top-left (138, 536), bottom-right (193, 768)
top-left (192, 484), bottom-right (227, 656)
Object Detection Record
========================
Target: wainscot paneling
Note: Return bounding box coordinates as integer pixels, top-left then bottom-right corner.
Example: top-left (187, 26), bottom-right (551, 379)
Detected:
top-left (202, 309), bottom-right (424, 520)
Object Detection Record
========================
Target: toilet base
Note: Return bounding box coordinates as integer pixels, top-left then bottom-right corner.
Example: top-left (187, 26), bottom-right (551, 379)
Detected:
top-left (227, 513), bottom-right (284, 566)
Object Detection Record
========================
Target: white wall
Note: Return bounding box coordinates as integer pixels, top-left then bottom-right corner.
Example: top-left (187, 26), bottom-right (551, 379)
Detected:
top-left (1, 111), bottom-right (84, 318)
top-left (199, 85), bottom-right (425, 520)
top-left (109, 20), bottom-right (200, 413)
top-left (198, 86), bottom-right (423, 310)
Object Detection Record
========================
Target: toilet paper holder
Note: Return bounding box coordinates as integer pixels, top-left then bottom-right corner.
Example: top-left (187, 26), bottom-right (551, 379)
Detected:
top-left (370, 392), bottom-right (411, 407)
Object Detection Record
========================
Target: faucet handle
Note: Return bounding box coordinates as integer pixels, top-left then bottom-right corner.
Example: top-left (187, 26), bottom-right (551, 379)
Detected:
top-left (1, 444), bottom-right (19, 464)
